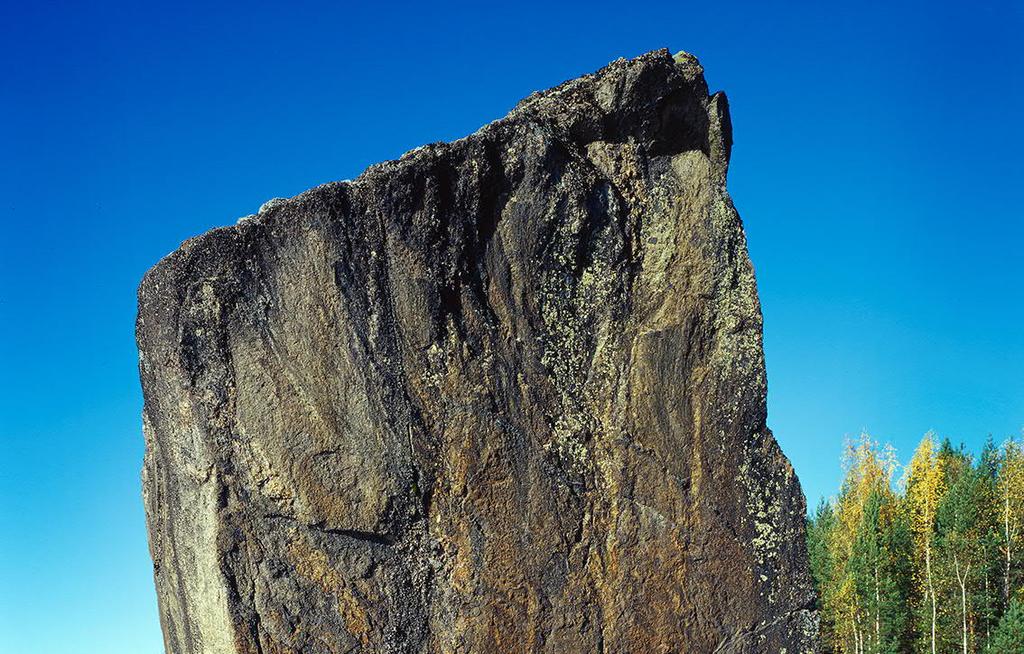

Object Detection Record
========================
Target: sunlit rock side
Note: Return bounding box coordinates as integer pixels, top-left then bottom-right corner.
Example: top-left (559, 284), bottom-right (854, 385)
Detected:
top-left (137, 49), bottom-right (818, 653)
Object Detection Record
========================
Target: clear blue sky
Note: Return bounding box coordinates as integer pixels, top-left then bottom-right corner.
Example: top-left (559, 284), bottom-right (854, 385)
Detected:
top-left (1, 1), bottom-right (1021, 652)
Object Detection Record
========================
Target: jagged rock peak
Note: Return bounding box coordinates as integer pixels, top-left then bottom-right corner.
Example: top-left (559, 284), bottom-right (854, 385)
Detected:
top-left (138, 48), bottom-right (818, 653)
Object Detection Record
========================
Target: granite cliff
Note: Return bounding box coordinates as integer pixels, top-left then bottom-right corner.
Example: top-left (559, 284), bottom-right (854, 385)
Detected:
top-left (138, 49), bottom-right (818, 653)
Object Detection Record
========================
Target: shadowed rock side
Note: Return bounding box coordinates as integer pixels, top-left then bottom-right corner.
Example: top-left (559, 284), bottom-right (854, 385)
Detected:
top-left (138, 49), bottom-right (818, 653)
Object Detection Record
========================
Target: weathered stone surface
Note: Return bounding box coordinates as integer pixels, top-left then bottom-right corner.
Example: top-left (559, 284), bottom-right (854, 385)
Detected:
top-left (138, 49), bottom-right (818, 653)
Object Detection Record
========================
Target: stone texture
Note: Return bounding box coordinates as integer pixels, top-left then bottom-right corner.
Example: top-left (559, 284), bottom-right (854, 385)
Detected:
top-left (138, 49), bottom-right (818, 653)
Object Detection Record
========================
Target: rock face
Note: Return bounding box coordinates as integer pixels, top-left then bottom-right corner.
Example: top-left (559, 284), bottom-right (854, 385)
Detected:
top-left (138, 49), bottom-right (818, 653)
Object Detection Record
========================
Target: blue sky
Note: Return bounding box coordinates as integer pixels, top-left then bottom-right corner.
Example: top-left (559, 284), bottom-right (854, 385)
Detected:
top-left (1, 1), bottom-right (1021, 652)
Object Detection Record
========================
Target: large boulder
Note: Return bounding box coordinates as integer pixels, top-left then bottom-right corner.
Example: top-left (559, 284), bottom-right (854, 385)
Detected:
top-left (138, 49), bottom-right (818, 653)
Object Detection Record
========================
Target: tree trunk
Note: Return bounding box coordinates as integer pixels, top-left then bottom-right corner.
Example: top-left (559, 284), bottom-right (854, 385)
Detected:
top-left (955, 554), bottom-right (971, 654)
top-left (1006, 492), bottom-right (1013, 606)
top-left (874, 563), bottom-right (881, 650)
top-left (927, 543), bottom-right (937, 654)
top-left (985, 570), bottom-right (991, 644)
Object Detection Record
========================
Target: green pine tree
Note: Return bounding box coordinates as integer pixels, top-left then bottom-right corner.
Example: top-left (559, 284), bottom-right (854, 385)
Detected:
top-left (935, 447), bottom-right (988, 653)
top-left (880, 498), bottom-right (913, 652)
top-left (808, 499), bottom-right (838, 652)
top-left (849, 489), bottom-right (912, 653)
top-left (974, 439), bottom-right (1003, 647)
top-left (988, 599), bottom-right (1024, 651)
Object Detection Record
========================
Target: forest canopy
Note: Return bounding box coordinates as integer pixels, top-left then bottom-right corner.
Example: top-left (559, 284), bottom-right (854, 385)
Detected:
top-left (808, 433), bottom-right (1024, 653)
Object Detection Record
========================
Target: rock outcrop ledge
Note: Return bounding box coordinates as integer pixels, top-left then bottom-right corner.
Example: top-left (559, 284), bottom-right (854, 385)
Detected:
top-left (138, 49), bottom-right (818, 653)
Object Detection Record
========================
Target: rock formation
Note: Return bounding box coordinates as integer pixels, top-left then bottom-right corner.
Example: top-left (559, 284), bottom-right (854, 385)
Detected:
top-left (138, 49), bottom-right (818, 653)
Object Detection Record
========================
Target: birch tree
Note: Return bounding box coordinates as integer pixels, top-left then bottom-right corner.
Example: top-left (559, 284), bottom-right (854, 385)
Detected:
top-left (905, 433), bottom-right (944, 654)
top-left (819, 434), bottom-right (902, 653)
top-left (997, 437), bottom-right (1024, 606)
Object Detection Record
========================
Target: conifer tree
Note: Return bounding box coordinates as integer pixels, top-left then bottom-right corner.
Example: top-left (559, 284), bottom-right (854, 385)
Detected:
top-left (988, 598), bottom-right (1024, 651)
top-left (935, 450), bottom-right (985, 654)
top-left (974, 439), bottom-right (1003, 646)
top-left (808, 499), bottom-right (838, 652)
top-left (852, 489), bottom-right (912, 652)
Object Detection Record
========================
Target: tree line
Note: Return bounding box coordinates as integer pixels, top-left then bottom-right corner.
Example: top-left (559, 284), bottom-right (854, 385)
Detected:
top-left (808, 432), bottom-right (1024, 653)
